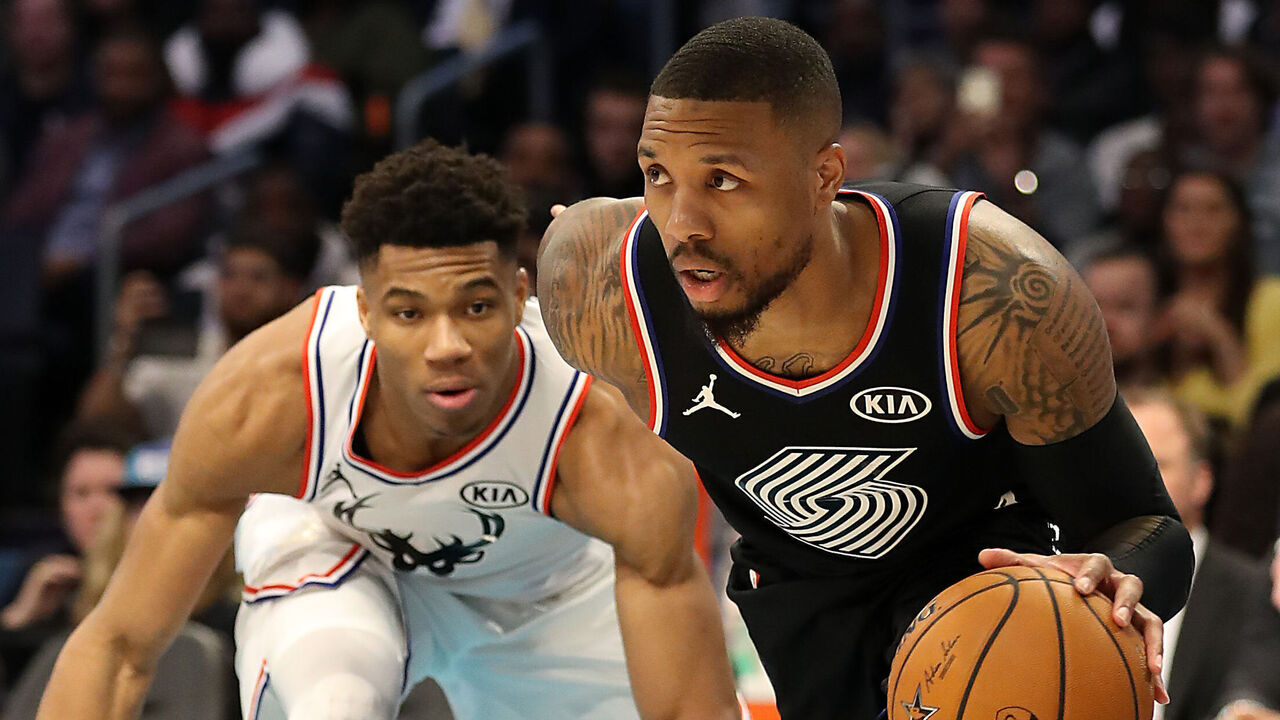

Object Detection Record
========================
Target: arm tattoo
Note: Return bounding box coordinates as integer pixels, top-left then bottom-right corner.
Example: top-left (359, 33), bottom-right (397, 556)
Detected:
top-left (956, 205), bottom-right (1116, 444)
top-left (958, 240), bottom-right (1054, 363)
top-left (537, 199), bottom-right (650, 410)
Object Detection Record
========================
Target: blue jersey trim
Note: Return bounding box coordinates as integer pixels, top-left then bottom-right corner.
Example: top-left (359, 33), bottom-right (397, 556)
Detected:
top-left (531, 372), bottom-right (587, 515)
top-left (630, 221), bottom-right (670, 436)
top-left (242, 548), bottom-right (371, 605)
top-left (305, 291), bottom-right (337, 501)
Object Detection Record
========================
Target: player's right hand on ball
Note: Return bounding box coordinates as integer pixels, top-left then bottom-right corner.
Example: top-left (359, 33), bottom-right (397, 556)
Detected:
top-left (979, 548), bottom-right (1169, 705)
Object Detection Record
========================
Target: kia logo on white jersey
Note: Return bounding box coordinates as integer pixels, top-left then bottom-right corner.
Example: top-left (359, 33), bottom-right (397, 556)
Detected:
top-left (460, 481), bottom-right (530, 509)
top-left (850, 386), bottom-right (932, 423)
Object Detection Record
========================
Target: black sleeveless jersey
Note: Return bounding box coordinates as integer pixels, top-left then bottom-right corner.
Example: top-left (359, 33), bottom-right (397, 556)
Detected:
top-left (622, 182), bottom-right (1039, 577)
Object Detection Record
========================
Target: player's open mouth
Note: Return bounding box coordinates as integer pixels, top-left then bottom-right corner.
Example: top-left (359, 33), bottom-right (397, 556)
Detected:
top-left (426, 387), bottom-right (478, 410)
top-left (678, 269), bottom-right (728, 303)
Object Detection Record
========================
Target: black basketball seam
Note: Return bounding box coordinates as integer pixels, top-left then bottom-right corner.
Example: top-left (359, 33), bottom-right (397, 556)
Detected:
top-left (889, 574), bottom-right (1012, 705)
top-left (1079, 593), bottom-right (1141, 720)
top-left (955, 570), bottom-right (1021, 720)
top-left (1032, 568), bottom-right (1067, 720)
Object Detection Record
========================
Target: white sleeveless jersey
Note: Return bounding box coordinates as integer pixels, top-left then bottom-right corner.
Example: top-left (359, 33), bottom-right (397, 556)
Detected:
top-left (236, 286), bottom-right (603, 602)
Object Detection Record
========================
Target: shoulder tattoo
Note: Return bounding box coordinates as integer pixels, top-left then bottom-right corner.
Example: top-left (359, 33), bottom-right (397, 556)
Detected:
top-left (956, 205), bottom-right (1115, 444)
top-left (537, 199), bottom-right (648, 402)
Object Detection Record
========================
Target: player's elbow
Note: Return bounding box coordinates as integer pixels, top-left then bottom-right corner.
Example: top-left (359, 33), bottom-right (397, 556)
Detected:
top-left (1092, 514), bottom-right (1194, 621)
top-left (81, 606), bottom-right (166, 675)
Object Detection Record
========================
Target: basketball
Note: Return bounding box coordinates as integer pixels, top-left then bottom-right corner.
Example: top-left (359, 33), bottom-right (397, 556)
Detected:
top-left (887, 566), bottom-right (1154, 720)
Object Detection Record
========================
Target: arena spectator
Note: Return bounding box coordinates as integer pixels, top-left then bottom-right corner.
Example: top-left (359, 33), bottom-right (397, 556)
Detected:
top-left (822, 0), bottom-right (890, 127)
top-left (165, 0), bottom-right (354, 213)
top-left (0, 419), bottom-right (138, 683)
top-left (299, 0), bottom-right (430, 150)
top-left (1129, 388), bottom-right (1280, 720)
top-left (937, 0), bottom-right (989, 67)
top-left (0, 0), bottom-right (93, 197)
top-left (75, 217), bottom-right (319, 438)
top-left (887, 58), bottom-right (954, 186)
top-left (1032, 0), bottom-right (1144, 144)
top-left (231, 163), bottom-right (355, 288)
top-left (1155, 170), bottom-right (1280, 428)
top-left (940, 32), bottom-right (1102, 252)
top-left (1208, 380), bottom-right (1280, 559)
top-left (1081, 245), bottom-right (1165, 390)
top-left (1, 437), bottom-right (241, 720)
top-left (580, 70), bottom-right (647, 200)
top-left (1184, 47), bottom-right (1280, 275)
top-left (838, 122), bottom-right (896, 183)
top-left (1086, 22), bottom-right (1199, 215)
top-left (498, 122), bottom-right (580, 285)
top-left (3, 25), bottom-right (210, 286)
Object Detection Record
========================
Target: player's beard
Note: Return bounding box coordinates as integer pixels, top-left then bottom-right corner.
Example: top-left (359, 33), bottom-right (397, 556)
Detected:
top-left (679, 234), bottom-right (814, 345)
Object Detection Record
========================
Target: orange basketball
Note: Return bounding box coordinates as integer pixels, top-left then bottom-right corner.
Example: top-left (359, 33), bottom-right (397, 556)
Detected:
top-left (887, 566), bottom-right (1153, 720)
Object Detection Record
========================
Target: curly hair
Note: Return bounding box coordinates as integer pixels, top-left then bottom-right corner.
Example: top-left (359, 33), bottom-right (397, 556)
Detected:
top-left (341, 139), bottom-right (527, 265)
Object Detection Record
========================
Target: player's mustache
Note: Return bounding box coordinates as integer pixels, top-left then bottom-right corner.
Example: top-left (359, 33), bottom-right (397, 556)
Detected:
top-left (668, 242), bottom-right (737, 274)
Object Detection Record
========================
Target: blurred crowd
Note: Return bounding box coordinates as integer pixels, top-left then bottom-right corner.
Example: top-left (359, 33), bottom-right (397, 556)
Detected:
top-left (1, 0), bottom-right (1279, 719)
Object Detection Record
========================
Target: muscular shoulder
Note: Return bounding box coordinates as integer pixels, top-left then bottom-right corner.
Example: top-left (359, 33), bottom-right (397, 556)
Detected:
top-left (955, 200), bottom-right (1115, 444)
top-left (536, 197), bottom-right (649, 406)
top-left (164, 297), bottom-right (316, 509)
top-left (552, 381), bottom-right (696, 575)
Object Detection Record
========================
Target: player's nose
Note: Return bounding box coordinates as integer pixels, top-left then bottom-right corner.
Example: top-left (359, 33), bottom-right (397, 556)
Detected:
top-left (664, 186), bottom-right (713, 244)
top-left (422, 316), bottom-right (472, 364)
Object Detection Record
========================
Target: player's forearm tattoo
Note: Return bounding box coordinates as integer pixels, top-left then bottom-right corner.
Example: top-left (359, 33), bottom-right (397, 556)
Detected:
top-left (537, 199), bottom-right (649, 406)
top-left (957, 217), bottom-right (1115, 445)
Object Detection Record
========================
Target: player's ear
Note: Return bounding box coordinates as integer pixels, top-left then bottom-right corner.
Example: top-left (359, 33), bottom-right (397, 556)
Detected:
top-left (356, 285), bottom-right (372, 336)
top-left (815, 142), bottom-right (846, 209)
top-left (513, 266), bottom-right (529, 323)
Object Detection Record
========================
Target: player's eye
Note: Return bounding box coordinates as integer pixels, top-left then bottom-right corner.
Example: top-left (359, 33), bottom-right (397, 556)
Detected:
top-left (467, 301), bottom-right (493, 316)
top-left (645, 165), bottom-right (671, 187)
top-left (393, 308), bottom-right (421, 321)
top-left (710, 173), bottom-right (741, 191)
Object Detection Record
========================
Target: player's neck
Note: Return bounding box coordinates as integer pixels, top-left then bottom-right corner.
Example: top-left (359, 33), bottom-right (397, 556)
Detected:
top-left (727, 200), bottom-right (882, 375)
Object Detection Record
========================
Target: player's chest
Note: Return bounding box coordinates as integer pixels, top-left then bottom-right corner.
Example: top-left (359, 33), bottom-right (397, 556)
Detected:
top-left (311, 459), bottom-right (545, 575)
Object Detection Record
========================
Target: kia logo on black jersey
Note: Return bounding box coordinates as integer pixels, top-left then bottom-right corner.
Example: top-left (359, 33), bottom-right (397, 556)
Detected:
top-left (460, 481), bottom-right (529, 509)
top-left (850, 386), bottom-right (932, 423)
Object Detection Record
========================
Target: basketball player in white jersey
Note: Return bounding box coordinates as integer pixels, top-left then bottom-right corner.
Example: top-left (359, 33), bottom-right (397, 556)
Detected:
top-left (35, 140), bottom-right (740, 720)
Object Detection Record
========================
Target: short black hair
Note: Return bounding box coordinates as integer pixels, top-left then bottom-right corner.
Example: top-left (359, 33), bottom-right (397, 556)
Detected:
top-left (51, 418), bottom-right (143, 488)
top-left (341, 139), bottom-right (527, 265)
top-left (1198, 46), bottom-right (1278, 132)
top-left (225, 218), bottom-right (320, 282)
top-left (651, 16), bottom-right (841, 141)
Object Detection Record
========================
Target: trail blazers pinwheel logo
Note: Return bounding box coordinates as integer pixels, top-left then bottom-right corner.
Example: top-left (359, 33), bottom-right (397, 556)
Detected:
top-left (734, 446), bottom-right (923, 558)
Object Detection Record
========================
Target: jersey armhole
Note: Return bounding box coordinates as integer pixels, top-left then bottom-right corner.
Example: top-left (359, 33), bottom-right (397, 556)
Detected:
top-left (941, 191), bottom-right (993, 440)
top-left (532, 373), bottom-right (595, 517)
top-left (296, 289), bottom-right (329, 500)
top-left (619, 209), bottom-right (666, 433)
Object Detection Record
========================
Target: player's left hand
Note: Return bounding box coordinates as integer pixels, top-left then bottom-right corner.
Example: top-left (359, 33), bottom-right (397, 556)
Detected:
top-left (979, 548), bottom-right (1169, 704)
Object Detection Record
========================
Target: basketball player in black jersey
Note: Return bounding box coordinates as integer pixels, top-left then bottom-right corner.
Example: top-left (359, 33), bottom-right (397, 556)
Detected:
top-left (538, 17), bottom-right (1194, 720)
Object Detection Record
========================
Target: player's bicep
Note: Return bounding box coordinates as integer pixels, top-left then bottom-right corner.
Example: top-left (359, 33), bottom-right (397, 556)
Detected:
top-left (551, 383), bottom-right (698, 584)
top-left (86, 480), bottom-right (241, 668)
top-left (956, 201), bottom-right (1116, 445)
top-left (86, 322), bottom-right (306, 663)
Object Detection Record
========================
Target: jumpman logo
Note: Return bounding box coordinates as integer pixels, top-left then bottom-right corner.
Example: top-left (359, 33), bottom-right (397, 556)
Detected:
top-left (683, 374), bottom-right (740, 418)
